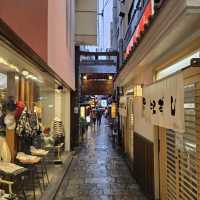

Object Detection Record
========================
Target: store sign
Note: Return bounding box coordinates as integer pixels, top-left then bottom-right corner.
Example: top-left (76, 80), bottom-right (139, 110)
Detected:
top-left (111, 102), bottom-right (117, 118)
top-left (142, 73), bottom-right (185, 133)
top-left (125, 0), bottom-right (153, 58)
top-left (101, 100), bottom-right (107, 107)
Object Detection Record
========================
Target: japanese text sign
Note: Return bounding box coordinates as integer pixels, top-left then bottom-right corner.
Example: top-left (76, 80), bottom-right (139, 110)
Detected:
top-left (142, 73), bottom-right (185, 133)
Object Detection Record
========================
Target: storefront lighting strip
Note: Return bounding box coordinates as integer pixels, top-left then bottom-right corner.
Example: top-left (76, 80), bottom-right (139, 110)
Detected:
top-left (0, 57), bottom-right (19, 72)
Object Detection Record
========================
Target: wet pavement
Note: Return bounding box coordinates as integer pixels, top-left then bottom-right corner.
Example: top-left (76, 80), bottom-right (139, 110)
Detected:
top-left (56, 118), bottom-right (147, 200)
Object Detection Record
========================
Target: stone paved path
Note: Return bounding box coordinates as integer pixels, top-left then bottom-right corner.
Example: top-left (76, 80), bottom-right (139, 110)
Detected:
top-left (56, 118), bottom-right (148, 200)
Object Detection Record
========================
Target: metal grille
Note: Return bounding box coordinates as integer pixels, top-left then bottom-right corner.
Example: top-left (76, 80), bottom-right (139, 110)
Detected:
top-left (164, 83), bottom-right (199, 200)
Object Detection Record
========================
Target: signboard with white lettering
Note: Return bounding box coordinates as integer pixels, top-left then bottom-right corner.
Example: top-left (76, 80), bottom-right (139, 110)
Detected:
top-left (142, 73), bottom-right (185, 133)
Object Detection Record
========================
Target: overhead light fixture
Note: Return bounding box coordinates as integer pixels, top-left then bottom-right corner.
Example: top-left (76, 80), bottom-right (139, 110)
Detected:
top-left (133, 85), bottom-right (143, 97)
top-left (83, 75), bottom-right (87, 80)
top-left (108, 75), bottom-right (113, 80)
top-left (15, 75), bottom-right (19, 80)
top-left (0, 57), bottom-right (19, 72)
top-left (22, 70), bottom-right (29, 76)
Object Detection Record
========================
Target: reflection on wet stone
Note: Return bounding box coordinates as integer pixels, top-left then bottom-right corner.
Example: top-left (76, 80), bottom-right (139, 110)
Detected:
top-left (55, 118), bottom-right (147, 200)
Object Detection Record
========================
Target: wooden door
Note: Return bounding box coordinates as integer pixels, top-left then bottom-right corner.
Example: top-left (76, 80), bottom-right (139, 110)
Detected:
top-left (134, 133), bottom-right (155, 199)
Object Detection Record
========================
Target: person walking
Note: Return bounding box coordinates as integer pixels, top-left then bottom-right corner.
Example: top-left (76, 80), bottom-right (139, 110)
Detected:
top-left (96, 109), bottom-right (102, 126)
top-left (91, 110), bottom-right (96, 129)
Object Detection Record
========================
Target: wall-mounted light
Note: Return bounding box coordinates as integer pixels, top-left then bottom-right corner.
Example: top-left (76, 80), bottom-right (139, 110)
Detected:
top-left (133, 85), bottom-right (143, 97)
top-left (83, 75), bottom-right (87, 80)
top-left (108, 75), bottom-right (113, 80)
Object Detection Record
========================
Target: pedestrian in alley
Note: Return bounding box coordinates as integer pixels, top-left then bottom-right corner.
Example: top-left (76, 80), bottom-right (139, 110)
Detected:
top-left (91, 110), bottom-right (96, 129)
top-left (96, 109), bottom-right (102, 126)
top-left (112, 118), bottom-right (118, 148)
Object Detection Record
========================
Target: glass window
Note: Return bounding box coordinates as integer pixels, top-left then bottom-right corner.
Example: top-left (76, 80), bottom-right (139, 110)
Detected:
top-left (156, 50), bottom-right (200, 80)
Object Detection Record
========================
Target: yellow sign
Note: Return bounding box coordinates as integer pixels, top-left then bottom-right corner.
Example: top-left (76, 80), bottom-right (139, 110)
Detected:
top-left (111, 103), bottom-right (117, 118)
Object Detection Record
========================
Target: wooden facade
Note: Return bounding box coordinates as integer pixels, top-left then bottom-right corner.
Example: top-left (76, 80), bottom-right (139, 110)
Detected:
top-left (81, 80), bottom-right (113, 95)
top-left (134, 133), bottom-right (155, 199)
top-left (158, 66), bottom-right (200, 200)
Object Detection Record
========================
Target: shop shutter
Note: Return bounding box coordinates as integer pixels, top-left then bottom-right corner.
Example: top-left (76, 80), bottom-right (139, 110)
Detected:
top-left (159, 67), bottom-right (200, 200)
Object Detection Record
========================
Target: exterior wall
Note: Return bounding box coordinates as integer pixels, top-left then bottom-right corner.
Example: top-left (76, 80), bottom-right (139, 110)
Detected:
top-left (75, 0), bottom-right (97, 45)
top-left (48, 0), bottom-right (75, 90)
top-left (0, 0), bottom-right (75, 90)
top-left (0, 0), bottom-right (48, 61)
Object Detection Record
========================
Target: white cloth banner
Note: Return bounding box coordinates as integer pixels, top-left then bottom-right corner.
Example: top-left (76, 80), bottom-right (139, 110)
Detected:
top-left (142, 73), bottom-right (185, 132)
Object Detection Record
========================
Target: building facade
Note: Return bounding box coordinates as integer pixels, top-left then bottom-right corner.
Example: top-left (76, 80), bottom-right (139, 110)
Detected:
top-left (0, 0), bottom-right (75, 154)
top-left (114, 0), bottom-right (200, 199)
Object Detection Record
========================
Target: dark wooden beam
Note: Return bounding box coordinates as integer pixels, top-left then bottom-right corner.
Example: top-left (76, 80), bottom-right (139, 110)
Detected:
top-left (80, 51), bottom-right (119, 57)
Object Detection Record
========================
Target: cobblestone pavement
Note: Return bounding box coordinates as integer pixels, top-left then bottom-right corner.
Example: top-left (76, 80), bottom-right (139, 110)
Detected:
top-left (56, 118), bottom-right (148, 200)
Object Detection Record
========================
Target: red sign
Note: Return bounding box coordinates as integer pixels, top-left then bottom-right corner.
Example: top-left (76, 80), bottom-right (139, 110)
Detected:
top-left (125, 0), bottom-right (154, 59)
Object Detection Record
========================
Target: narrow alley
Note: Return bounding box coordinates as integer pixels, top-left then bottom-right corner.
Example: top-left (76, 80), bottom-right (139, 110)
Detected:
top-left (1, 1), bottom-right (200, 200)
top-left (55, 117), bottom-right (147, 200)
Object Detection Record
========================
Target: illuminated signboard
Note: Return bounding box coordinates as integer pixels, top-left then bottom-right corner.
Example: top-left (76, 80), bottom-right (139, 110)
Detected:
top-left (125, 0), bottom-right (154, 58)
top-left (101, 100), bottom-right (107, 107)
top-left (111, 102), bottom-right (117, 118)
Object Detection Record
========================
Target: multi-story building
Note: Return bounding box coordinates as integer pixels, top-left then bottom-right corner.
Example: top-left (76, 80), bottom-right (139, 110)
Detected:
top-left (114, 0), bottom-right (200, 199)
top-left (0, 0), bottom-right (75, 154)
top-left (0, 0), bottom-right (98, 153)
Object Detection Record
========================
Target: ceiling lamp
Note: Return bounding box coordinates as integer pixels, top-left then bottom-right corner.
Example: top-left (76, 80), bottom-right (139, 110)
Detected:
top-left (83, 75), bottom-right (87, 80)
top-left (22, 70), bottom-right (29, 76)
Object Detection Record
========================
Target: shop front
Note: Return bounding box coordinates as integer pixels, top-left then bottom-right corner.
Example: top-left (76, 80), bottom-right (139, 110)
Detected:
top-left (153, 57), bottom-right (200, 200)
top-left (0, 34), bottom-right (71, 199)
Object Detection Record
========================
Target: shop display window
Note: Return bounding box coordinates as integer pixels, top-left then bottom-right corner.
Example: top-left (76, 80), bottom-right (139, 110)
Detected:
top-left (0, 38), bottom-right (68, 199)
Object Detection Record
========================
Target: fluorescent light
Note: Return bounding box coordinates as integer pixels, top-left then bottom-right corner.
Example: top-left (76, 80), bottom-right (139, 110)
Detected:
top-left (0, 57), bottom-right (19, 72)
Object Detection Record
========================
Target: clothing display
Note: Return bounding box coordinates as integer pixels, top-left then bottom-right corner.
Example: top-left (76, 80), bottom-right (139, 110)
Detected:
top-left (51, 117), bottom-right (64, 137)
top-left (0, 194), bottom-right (18, 200)
top-left (30, 146), bottom-right (48, 156)
top-left (15, 101), bottom-right (25, 120)
top-left (29, 112), bottom-right (40, 136)
top-left (42, 134), bottom-right (55, 148)
top-left (16, 152), bottom-right (41, 164)
top-left (15, 108), bottom-right (32, 137)
top-left (0, 161), bottom-right (24, 174)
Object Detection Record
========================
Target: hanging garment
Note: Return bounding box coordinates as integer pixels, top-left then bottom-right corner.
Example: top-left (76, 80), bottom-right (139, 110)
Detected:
top-left (51, 118), bottom-right (64, 137)
top-left (16, 109), bottom-right (32, 137)
top-left (29, 112), bottom-right (40, 135)
top-left (0, 136), bottom-right (11, 162)
top-left (16, 109), bottom-right (33, 153)
top-left (51, 118), bottom-right (64, 145)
